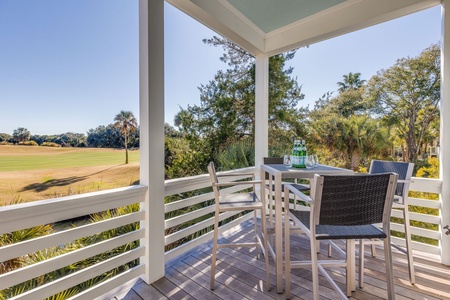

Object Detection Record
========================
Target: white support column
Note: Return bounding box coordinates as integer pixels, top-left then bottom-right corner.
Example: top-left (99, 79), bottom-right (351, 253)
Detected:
top-left (440, 0), bottom-right (450, 266)
top-left (139, 0), bottom-right (166, 282)
top-left (255, 55), bottom-right (269, 168)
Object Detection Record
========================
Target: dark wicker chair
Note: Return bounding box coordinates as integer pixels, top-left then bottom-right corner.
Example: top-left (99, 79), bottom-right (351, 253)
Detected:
top-left (283, 173), bottom-right (398, 300)
top-left (207, 162), bottom-right (270, 291)
top-left (361, 160), bottom-right (415, 284)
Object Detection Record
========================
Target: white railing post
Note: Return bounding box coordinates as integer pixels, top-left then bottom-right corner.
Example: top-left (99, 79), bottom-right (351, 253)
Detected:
top-left (440, 0), bottom-right (450, 265)
top-left (139, 0), bottom-right (166, 282)
top-left (255, 54), bottom-right (269, 168)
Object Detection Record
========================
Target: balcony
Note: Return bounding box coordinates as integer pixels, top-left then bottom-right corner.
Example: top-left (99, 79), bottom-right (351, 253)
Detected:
top-left (3, 1), bottom-right (450, 299)
top-left (1, 167), bottom-right (447, 299)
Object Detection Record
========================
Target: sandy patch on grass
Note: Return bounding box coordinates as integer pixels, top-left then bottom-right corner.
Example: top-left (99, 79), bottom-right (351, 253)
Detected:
top-left (0, 163), bottom-right (140, 205)
top-left (0, 145), bottom-right (122, 156)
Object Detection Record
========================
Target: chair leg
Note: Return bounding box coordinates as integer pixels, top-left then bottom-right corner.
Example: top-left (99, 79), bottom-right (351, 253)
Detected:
top-left (358, 239), bottom-right (365, 288)
top-left (402, 206), bottom-right (415, 284)
top-left (383, 237), bottom-right (395, 299)
top-left (253, 210), bottom-right (261, 258)
top-left (346, 239), bottom-right (356, 296)
top-left (210, 212), bottom-right (220, 290)
top-left (260, 206), bottom-right (271, 291)
top-left (284, 210), bottom-right (291, 299)
top-left (310, 237), bottom-right (320, 300)
top-left (371, 240), bottom-right (377, 257)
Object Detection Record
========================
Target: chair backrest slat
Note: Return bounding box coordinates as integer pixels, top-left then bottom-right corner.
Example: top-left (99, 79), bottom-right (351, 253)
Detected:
top-left (316, 173), bottom-right (397, 226)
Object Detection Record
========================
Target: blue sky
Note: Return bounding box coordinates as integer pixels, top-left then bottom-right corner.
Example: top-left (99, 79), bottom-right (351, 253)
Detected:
top-left (0, 1), bottom-right (441, 136)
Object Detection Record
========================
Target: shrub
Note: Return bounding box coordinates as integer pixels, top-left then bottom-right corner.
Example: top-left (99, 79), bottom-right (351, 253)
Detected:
top-left (18, 140), bottom-right (38, 146)
top-left (41, 142), bottom-right (62, 147)
top-left (0, 141), bottom-right (13, 145)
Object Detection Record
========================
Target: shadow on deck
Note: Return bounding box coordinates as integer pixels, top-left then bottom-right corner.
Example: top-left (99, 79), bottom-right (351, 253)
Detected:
top-left (101, 220), bottom-right (450, 300)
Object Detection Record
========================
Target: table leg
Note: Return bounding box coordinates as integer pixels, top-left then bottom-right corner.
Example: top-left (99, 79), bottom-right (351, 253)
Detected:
top-left (275, 174), bottom-right (283, 293)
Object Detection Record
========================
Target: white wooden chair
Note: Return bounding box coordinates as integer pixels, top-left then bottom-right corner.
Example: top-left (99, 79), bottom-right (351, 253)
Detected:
top-left (207, 162), bottom-right (270, 291)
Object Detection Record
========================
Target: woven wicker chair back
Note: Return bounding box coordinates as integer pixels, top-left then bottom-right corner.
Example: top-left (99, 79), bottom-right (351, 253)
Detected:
top-left (318, 173), bottom-right (393, 226)
top-left (370, 160), bottom-right (413, 196)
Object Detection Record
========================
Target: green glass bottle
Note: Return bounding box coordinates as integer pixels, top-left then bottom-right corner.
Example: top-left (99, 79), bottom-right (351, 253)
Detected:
top-left (301, 139), bottom-right (307, 168)
top-left (292, 139), bottom-right (299, 167)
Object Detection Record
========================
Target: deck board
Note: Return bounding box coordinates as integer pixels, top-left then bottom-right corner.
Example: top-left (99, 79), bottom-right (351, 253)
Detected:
top-left (114, 220), bottom-right (450, 300)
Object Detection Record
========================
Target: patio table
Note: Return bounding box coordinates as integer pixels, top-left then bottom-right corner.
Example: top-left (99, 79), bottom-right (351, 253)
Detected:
top-left (260, 164), bottom-right (354, 293)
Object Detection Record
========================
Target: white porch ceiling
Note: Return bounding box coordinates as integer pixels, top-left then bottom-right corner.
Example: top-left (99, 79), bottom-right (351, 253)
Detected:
top-left (167, 0), bottom-right (440, 56)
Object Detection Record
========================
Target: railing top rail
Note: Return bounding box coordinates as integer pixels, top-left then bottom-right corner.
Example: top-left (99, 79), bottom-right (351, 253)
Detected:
top-left (0, 185), bottom-right (147, 235)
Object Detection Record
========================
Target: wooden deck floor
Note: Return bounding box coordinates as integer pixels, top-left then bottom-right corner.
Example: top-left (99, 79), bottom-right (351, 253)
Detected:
top-left (105, 221), bottom-right (450, 300)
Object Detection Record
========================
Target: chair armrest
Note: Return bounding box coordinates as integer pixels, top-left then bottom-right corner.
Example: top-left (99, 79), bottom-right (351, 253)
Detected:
top-left (398, 179), bottom-right (413, 184)
top-left (213, 180), bottom-right (262, 187)
top-left (283, 184), bottom-right (313, 204)
top-left (217, 173), bottom-right (255, 177)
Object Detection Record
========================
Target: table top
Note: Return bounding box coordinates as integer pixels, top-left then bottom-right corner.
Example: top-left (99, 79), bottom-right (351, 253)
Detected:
top-left (260, 163), bottom-right (353, 179)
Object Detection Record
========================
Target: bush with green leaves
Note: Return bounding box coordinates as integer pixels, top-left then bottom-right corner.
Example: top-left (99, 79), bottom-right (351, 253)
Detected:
top-left (41, 142), bottom-right (62, 147)
top-left (18, 140), bottom-right (38, 146)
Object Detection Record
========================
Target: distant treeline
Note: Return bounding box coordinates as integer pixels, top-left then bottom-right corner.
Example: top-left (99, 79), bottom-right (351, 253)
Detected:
top-left (0, 123), bottom-right (140, 148)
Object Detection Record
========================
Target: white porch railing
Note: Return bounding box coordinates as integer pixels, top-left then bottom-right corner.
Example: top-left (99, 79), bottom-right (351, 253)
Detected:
top-left (396, 177), bottom-right (442, 255)
top-left (0, 185), bottom-right (147, 300)
top-left (0, 168), bottom-right (443, 299)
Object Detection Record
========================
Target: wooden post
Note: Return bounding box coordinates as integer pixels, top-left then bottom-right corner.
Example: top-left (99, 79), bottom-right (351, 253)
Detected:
top-left (139, 0), bottom-right (166, 282)
top-left (440, 0), bottom-right (450, 265)
top-left (255, 55), bottom-right (269, 168)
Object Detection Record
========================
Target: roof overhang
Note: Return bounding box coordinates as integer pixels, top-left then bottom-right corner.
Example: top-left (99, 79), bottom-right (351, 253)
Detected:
top-left (167, 0), bottom-right (440, 56)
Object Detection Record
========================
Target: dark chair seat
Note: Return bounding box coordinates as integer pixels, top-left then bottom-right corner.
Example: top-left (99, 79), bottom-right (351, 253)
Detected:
top-left (290, 210), bottom-right (386, 240)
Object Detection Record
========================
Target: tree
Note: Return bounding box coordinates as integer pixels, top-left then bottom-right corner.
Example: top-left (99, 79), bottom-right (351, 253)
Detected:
top-left (113, 111), bottom-right (138, 164)
top-left (0, 133), bottom-right (12, 143)
top-left (174, 36), bottom-right (306, 169)
top-left (12, 127), bottom-right (31, 143)
top-left (366, 44), bottom-right (440, 162)
top-left (309, 84), bottom-right (390, 170)
top-left (337, 72), bottom-right (366, 93)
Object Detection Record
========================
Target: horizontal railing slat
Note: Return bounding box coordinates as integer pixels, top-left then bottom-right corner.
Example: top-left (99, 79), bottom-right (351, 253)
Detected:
top-left (408, 197), bottom-right (441, 209)
top-left (390, 222), bottom-right (441, 240)
top-left (0, 185), bottom-right (147, 235)
top-left (165, 184), bottom-right (245, 213)
top-left (165, 210), bottom-right (251, 246)
top-left (391, 236), bottom-right (440, 255)
top-left (409, 177), bottom-right (442, 194)
top-left (1, 229), bottom-right (145, 290)
top-left (391, 209), bottom-right (440, 224)
top-left (10, 246), bottom-right (145, 300)
top-left (165, 204), bottom-right (215, 229)
top-left (0, 211), bottom-right (144, 262)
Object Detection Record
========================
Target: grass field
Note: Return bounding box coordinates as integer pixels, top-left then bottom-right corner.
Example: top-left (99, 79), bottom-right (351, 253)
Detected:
top-left (0, 145), bottom-right (140, 204)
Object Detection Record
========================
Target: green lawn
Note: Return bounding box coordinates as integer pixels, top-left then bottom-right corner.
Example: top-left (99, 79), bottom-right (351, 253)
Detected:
top-left (0, 147), bottom-right (140, 172)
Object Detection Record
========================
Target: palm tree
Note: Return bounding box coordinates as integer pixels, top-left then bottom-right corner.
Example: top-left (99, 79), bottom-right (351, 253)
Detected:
top-left (337, 72), bottom-right (366, 93)
top-left (113, 111), bottom-right (138, 164)
top-left (335, 115), bottom-right (390, 171)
